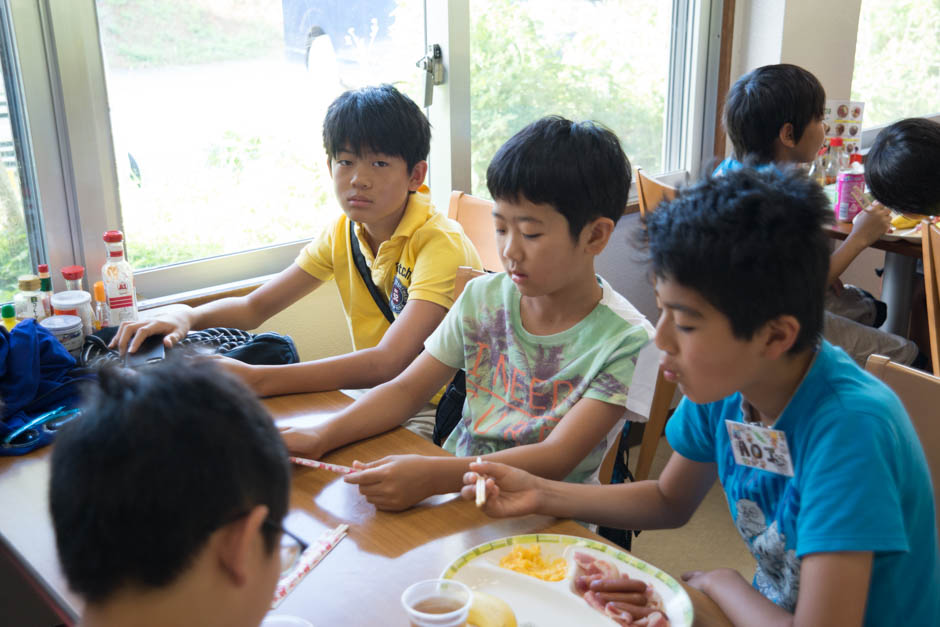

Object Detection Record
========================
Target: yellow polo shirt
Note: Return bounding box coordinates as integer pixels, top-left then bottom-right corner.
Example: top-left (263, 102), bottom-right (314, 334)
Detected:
top-left (295, 185), bottom-right (483, 355)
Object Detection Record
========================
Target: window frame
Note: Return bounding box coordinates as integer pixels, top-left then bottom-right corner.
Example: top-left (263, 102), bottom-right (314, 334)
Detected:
top-left (11, 0), bottom-right (722, 302)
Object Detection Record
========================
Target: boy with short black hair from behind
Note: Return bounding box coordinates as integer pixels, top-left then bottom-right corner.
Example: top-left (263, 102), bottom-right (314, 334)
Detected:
top-left (719, 63), bottom-right (918, 367)
top-left (50, 358), bottom-right (294, 627)
top-left (282, 116), bottom-right (655, 512)
top-left (111, 84), bottom-right (482, 439)
top-left (866, 116), bottom-right (940, 216)
top-left (462, 166), bottom-right (939, 626)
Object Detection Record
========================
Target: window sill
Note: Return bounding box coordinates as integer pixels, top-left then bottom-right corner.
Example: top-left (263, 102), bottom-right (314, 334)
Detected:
top-left (138, 274), bottom-right (273, 311)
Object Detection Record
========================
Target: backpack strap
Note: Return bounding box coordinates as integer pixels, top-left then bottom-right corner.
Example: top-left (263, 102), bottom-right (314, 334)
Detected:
top-left (349, 221), bottom-right (395, 324)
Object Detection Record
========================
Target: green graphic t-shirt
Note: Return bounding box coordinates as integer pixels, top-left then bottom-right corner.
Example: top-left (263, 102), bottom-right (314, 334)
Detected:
top-left (425, 272), bottom-right (654, 484)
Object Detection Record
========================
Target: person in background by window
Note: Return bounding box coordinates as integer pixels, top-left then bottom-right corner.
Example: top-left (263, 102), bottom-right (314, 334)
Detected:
top-left (718, 63), bottom-right (919, 368)
top-left (49, 358), bottom-right (292, 627)
top-left (111, 84), bottom-right (482, 440)
top-left (464, 167), bottom-right (939, 626)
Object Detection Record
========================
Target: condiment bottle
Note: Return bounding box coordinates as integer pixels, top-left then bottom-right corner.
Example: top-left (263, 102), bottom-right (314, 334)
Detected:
top-left (824, 137), bottom-right (848, 185)
top-left (14, 275), bottom-right (45, 321)
top-left (835, 152), bottom-right (865, 223)
top-left (101, 230), bottom-right (138, 324)
top-left (93, 280), bottom-right (109, 330)
top-left (1, 304), bottom-right (16, 331)
top-left (52, 291), bottom-right (94, 336)
top-left (807, 147), bottom-right (827, 187)
top-left (61, 265), bottom-right (85, 292)
top-left (37, 263), bottom-right (54, 318)
top-left (56, 265), bottom-right (95, 335)
top-left (40, 315), bottom-right (84, 359)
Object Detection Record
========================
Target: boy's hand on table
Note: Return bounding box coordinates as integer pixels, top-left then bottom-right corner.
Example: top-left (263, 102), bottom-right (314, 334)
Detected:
top-left (459, 460), bottom-right (542, 518)
top-left (848, 200), bottom-right (891, 247)
top-left (109, 309), bottom-right (192, 354)
top-left (681, 567), bottom-right (743, 596)
top-left (279, 424), bottom-right (329, 459)
top-left (344, 455), bottom-right (437, 511)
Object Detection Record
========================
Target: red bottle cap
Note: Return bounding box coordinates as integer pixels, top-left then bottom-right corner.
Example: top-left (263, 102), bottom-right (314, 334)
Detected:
top-left (61, 265), bottom-right (85, 280)
top-left (37, 263), bottom-right (48, 273)
top-left (850, 153), bottom-right (863, 164)
top-left (829, 137), bottom-right (844, 147)
top-left (103, 230), bottom-right (124, 243)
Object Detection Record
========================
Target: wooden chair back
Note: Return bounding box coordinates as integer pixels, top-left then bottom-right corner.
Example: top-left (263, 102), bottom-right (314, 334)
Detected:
top-left (923, 222), bottom-right (940, 376)
top-left (866, 353), bottom-right (940, 539)
top-left (448, 191), bottom-right (501, 272)
top-left (453, 266), bottom-right (486, 300)
top-left (636, 168), bottom-right (678, 219)
top-left (598, 170), bottom-right (680, 485)
top-left (599, 365), bottom-right (676, 484)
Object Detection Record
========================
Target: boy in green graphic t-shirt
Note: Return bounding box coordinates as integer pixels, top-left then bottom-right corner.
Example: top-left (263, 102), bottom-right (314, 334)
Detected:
top-left (282, 116), bottom-right (656, 510)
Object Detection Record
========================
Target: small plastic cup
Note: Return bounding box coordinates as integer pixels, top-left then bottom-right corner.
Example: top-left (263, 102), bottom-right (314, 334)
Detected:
top-left (401, 579), bottom-right (471, 627)
top-left (260, 615), bottom-right (314, 627)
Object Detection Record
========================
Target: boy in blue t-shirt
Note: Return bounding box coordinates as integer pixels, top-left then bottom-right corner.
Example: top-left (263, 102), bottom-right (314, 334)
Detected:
top-left (464, 167), bottom-right (939, 626)
top-left (719, 63), bottom-right (918, 367)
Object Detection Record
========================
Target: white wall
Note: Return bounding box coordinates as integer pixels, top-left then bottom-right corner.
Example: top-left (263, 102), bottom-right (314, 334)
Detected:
top-left (252, 282), bottom-right (352, 361)
top-left (731, 0), bottom-right (862, 99)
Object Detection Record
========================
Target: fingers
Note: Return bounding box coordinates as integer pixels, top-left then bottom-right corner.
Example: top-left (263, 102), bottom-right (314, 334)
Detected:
top-left (109, 321), bottom-right (144, 352)
top-left (468, 459), bottom-right (510, 479)
top-left (680, 570), bottom-right (704, 581)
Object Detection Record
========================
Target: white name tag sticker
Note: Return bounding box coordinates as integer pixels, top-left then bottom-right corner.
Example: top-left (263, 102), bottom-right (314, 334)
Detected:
top-left (726, 420), bottom-right (794, 477)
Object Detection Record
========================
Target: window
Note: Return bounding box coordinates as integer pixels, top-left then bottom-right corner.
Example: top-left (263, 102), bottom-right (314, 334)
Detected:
top-left (852, 0), bottom-right (940, 127)
top-left (0, 5), bottom-right (42, 303)
top-left (9, 0), bottom-right (716, 302)
top-left (468, 0), bottom-right (673, 198)
top-left (94, 0), bottom-right (425, 275)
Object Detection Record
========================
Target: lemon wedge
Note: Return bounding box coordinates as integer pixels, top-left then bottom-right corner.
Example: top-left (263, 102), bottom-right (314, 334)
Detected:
top-left (468, 591), bottom-right (517, 627)
top-left (891, 214), bottom-right (922, 229)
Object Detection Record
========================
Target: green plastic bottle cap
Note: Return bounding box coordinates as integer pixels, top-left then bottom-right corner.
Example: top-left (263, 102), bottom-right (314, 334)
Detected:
top-left (1, 303), bottom-right (14, 318)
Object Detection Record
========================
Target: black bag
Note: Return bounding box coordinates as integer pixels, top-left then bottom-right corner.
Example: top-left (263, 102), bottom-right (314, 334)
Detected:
top-left (82, 326), bottom-right (299, 368)
top-left (349, 221), bottom-right (466, 445)
top-left (597, 421), bottom-right (640, 550)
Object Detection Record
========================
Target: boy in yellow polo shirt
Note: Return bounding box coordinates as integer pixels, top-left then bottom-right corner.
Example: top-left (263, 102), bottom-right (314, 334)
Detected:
top-left (112, 85), bottom-right (482, 437)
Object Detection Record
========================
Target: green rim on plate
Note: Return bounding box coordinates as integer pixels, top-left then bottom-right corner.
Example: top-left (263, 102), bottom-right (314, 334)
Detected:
top-left (441, 534), bottom-right (693, 626)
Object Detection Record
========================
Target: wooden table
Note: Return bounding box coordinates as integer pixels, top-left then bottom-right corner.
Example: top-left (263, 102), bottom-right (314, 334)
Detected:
top-left (0, 389), bottom-right (730, 626)
top-left (825, 222), bottom-right (922, 336)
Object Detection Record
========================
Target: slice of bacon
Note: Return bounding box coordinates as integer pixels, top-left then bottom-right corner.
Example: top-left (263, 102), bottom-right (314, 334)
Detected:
top-left (572, 551), bottom-right (671, 626)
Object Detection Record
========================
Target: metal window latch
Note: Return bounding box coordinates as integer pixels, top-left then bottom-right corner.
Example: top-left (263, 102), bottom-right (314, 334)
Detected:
top-left (416, 44), bottom-right (444, 107)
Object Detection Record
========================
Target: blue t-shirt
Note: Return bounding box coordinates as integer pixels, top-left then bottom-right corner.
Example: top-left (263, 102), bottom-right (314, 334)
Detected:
top-left (713, 157), bottom-right (742, 176)
top-left (666, 341), bottom-right (939, 625)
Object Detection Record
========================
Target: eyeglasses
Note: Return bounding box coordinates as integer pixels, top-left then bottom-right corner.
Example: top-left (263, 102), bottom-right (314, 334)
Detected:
top-left (263, 518), bottom-right (309, 577)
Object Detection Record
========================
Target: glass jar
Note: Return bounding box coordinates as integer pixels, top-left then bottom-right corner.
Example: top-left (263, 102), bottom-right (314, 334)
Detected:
top-left (14, 275), bottom-right (45, 321)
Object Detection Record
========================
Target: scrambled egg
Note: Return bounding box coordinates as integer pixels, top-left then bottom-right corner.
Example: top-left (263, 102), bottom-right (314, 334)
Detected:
top-left (498, 544), bottom-right (567, 581)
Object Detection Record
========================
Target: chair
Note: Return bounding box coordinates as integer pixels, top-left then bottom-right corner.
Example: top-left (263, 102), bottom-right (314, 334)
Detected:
top-left (453, 265), bottom-right (486, 300)
top-left (599, 365), bottom-right (676, 483)
top-left (923, 222), bottom-right (940, 376)
top-left (448, 191), bottom-right (501, 272)
top-left (636, 167), bottom-right (678, 218)
top-left (865, 354), bottom-right (940, 539)
top-left (598, 169), bottom-right (680, 485)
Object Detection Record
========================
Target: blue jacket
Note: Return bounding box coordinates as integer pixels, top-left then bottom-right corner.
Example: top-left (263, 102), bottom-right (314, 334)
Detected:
top-left (0, 320), bottom-right (93, 455)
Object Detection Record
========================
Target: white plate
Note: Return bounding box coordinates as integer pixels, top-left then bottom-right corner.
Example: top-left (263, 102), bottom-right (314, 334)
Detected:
top-left (885, 214), bottom-right (940, 243)
top-left (441, 534), bottom-right (692, 626)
